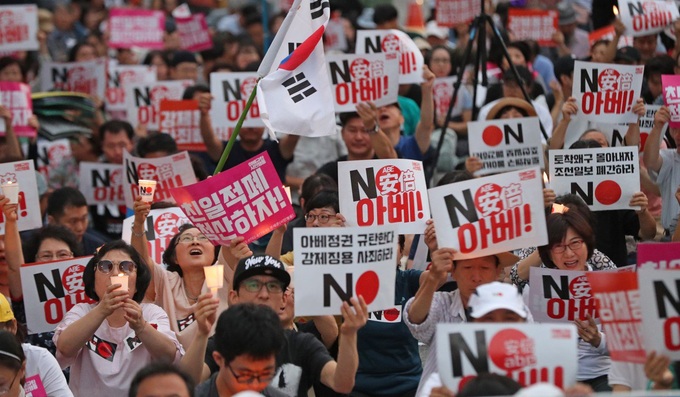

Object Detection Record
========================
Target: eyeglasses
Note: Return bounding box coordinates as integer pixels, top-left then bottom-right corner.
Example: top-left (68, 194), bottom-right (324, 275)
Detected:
top-left (96, 260), bottom-right (137, 275)
top-left (551, 239), bottom-right (585, 255)
top-left (226, 363), bottom-right (275, 385)
top-left (0, 371), bottom-right (19, 395)
top-left (304, 213), bottom-right (332, 224)
top-left (177, 234), bottom-right (210, 244)
top-left (36, 250), bottom-right (73, 262)
top-left (241, 279), bottom-right (284, 294)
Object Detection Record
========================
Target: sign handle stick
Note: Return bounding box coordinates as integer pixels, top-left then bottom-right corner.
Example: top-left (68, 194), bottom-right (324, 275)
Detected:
top-left (213, 81), bottom-right (259, 175)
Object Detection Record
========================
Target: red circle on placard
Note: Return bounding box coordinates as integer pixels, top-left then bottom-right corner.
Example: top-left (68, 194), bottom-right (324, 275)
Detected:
top-left (595, 180), bottom-right (621, 205)
top-left (383, 308), bottom-right (400, 321)
top-left (355, 271), bottom-right (379, 305)
top-left (568, 275), bottom-right (592, 299)
top-left (488, 329), bottom-right (535, 371)
top-left (375, 166), bottom-right (402, 196)
top-left (482, 125), bottom-right (504, 147)
top-left (61, 265), bottom-right (86, 294)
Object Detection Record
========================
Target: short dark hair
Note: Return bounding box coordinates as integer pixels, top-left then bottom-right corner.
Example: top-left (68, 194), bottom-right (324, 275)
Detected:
top-left (68, 42), bottom-right (95, 62)
top-left (142, 50), bottom-right (171, 68)
top-left (128, 363), bottom-right (194, 397)
top-left (507, 41), bottom-right (531, 64)
top-left (569, 138), bottom-right (602, 149)
top-left (0, 330), bottom-right (24, 372)
top-left (301, 174), bottom-right (337, 205)
top-left (553, 56), bottom-right (575, 81)
top-left (99, 120), bottom-right (134, 142)
top-left (457, 373), bottom-right (522, 397)
top-left (162, 224), bottom-right (220, 276)
top-left (214, 303), bottom-right (284, 364)
top-left (644, 54), bottom-right (674, 78)
top-left (47, 187), bottom-right (88, 218)
top-left (182, 84), bottom-right (210, 100)
top-left (304, 189), bottom-right (340, 214)
top-left (23, 225), bottom-right (82, 262)
top-left (0, 57), bottom-right (23, 79)
top-left (503, 65), bottom-right (533, 87)
top-left (373, 4), bottom-right (398, 25)
top-left (537, 209), bottom-right (595, 269)
top-left (339, 112), bottom-right (361, 127)
top-left (136, 132), bottom-right (178, 158)
top-left (83, 240), bottom-right (151, 303)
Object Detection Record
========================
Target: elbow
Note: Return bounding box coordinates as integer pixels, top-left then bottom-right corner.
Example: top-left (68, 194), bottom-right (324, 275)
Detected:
top-left (333, 380), bottom-right (355, 394)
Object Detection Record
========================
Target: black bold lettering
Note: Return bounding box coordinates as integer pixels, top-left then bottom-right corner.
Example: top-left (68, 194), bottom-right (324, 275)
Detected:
top-left (504, 124), bottom-right (524, 144)
top-left (580, 69), bottom-right (598, 93)
top-left (34, 270), bottom-right (65, 302)
top-left (323, 274), bottom-right (352, 306)
top-left (543, 275), bottom-right (570, 299)
top-left (443, 189), bottom-right (478, 228)
top-left (364, 36), bottom-right (381, 53)
top-left (134, 87), bottom-right (151, 106)
top-left (221, 79), bottom-right (241, 101)
top-left (329, 60), bottom-right (351, 85)
top-left (654, 280), bottom-right (680, 318)
top-left (449, 331), bottom-right (489, 378)
top-left (571, 182), bottom-right (593, 205)
top-left (349, 168), bottom-right (377, 201)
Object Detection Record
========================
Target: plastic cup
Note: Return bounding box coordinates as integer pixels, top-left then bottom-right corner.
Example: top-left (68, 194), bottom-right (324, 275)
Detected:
top-left (138, 180), bottom-right (157, 203)
top-left (1, 182), bottom-right (19, 205)
top-left (110, 273), bottom-right (129, 292)
top-left (204, 265), bottom-right (224, 295)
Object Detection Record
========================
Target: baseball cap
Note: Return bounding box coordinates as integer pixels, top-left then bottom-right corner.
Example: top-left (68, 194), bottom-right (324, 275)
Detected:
top-left (426, 20), bottom-right (449, 40)
top-left (468, 281), bottom-right (528, 319)
top-left (0, 294), bottom-right (14, 322)
top-left (233, 255), bottom-right (291, 290)
top-left (558, 2), bottom-right (577, 26)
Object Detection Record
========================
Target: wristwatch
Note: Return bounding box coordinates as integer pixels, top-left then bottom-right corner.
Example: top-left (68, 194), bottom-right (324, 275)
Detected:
top-left (363, 123), bottom-right (379, 134)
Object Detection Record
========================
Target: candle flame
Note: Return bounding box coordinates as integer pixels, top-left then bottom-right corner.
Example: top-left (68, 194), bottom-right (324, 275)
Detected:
top-left (613, 6), bottom-right (619, 16)
top-left (118, 273), bottom-right (124, 277)
top-left (543, 172), bottom-right (549, 184)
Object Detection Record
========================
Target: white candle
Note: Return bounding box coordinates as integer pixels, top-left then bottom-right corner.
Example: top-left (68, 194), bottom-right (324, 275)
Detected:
top-left (1, 181), bottom-right (19, 205)
top-left (204, 265), bottom-right (224, 295)
top-left (110, 273), bottom-right (129, 292)
top-left (138, 179), bottom-right (158, 203)
top-left (542, 172), bottom-right (551, 189)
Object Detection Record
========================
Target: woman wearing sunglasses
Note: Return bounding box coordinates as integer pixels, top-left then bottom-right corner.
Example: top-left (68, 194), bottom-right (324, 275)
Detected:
top-left (53, 240), bottom-right (183, 396)
top-left (0, 330), bottom-right (25, 397)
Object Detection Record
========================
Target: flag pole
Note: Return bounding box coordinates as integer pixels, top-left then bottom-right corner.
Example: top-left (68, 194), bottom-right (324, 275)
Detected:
top-left (213, 82), bottom-right (259, 175)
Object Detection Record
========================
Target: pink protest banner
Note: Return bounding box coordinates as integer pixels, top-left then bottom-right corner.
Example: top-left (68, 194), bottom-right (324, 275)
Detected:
top-left (176, 14), bottom-right (212, 52)
top-left (587, 271), bottom-right (644, 363)
top-left (170, 152), bottom-right (295, 245)
top-left (637, 241), bottom-right (680, 269)
top-left (40, 58), bottom-right (107, 98)
top-left (123, 151), bottom-right (197, 208)
top-left (662, 74), bottom-right (680, 128)
top-left (0, 82), bottom-right (35, 137)
top-left (122, 207), bottom-right (190, 266)
top-left (0, 5), bottom-right (38, 52)
top-left (508, 8), bottom-right (558, 47)
top-left (108, 8), bottom-right (165, 49)
top-left (159, 100), bottom-right (204, 151)
top-left (436, 0), bottom-right (480, 27)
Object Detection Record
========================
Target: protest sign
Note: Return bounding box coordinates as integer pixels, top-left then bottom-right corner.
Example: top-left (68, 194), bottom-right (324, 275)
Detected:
top-left (662, 74), bottom-right (680, 128)
top-left (122, 207), bottom-right (190, 265)
top-left (123, 151), bottom-right (197, 208)
top-left (209, 72), bottom-right (263, 130)
top-left (529, 267), bottom-right (599, 323)
top-left (468, 117), bottom-right (545, 175)
top-left (507, 8), bottom-right (558, 47)
top-left (573, 61), bottom-right (644, 123)
top-left (176, 13), bottom-right (212, 52)
top-left (587, 271), bottom-right (645, 362)
top-left (436, 323), bottom-right (578, 392)
top-left (169, 152), bottom-right (295, 245)
top-left (0, 161), bottom-right (42, 234)
top-left (106, 64), bottom-right (157, 112)
top-left (428, 167), bottom-right (547, 259)
top-left (294, 225), bottom-right (397, 316)
top-left (338, 159), bottom-right (430, 234)
top-left (40, 58), bottom-right (107, 98)
top-left (356, 29), bottom-right (424, 84)
top-left (618, 0), bottom-right (679, 37)
top-left (588, 25), bottom-right (633, 48)
top-left (638, 105), bottom-right (665, 151)
top-left (325, 15), bottom-right (348, 52)
top-left (0, 5), bottom-right (38, 52)
top-left (32, 138), bottom-right (71, 181)
top-left (20, 256), bottom-right (96, 334)
top-left (125, 80), bottom-right (193, 130)
top-left (433, 76), bottom-right (464, 121)
top-left (637, 242), bottom-right (680, 270)
top-left (549, 147), bottom-right (640, 211)
top-left (108, 8), bottom-right (165, 49)
top-left (435, 0), bottom-right (481, 27)
top-left (79, 162), bottom-right (125, 206)
top-left (0, 82), bottom-right (35, 138)
top-left (159, 100), bottom-right (204, 151)
top-left (638, 268), bottom-right (680, 359)
top-left (326, 53), bottom-right (399, 112)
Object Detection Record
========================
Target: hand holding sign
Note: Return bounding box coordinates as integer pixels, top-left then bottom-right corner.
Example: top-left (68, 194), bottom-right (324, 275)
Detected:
top-left (356, 101), bottom-right (379, 130)
top-left (655, 105), bottom-right (671, 127)
top-left (562, 97), bottom-right (578, 122)
top-left (424, 219), bottom-right (438, 253)
top-left (644, 351), bottom-right (675, 389)
top-left (575, 314), bottom-right (601, 348)
top-left (339, 296), bottom-right (368, 335)
top-left (430, 248), bottom-right (456, 282)
top-left (228, 236), bottom-right (253, 261)
top-left (133, 196), bottom-right (152, 225)
top-left (0, 196), bottom-right (17, 223)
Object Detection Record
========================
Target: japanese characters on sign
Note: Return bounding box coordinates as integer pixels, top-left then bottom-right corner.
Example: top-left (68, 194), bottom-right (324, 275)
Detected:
top-left (638, 268), bottom-right (680, 360)
top-left (0, 82), bottom-right (35, 138)
top-left (618, 0), bottom-right (679, 37)
top-left (106, 64), bottom-right (157, 113)
top-left (435, 0), bottom-right (481, 27)
top-left (209, 72), bottom-right (263, 136)
top-left (294, 225), bottom-right (397, 316)
top-left (0, 161), bottom-right (42, 234)
top-left (125, 80), bottom-right (193, 130)
top-left (108, 8), bottom-right (165, 49)
top-left (40, 58), bottom-right (107, 98)
top-left (355, 29), bottom-right (424, 84)
top-left (79, 162), bottom-right (125, 206)
top-left (159, 100), bottom-right (204, 151)
top-left (122, 207), bottom-right (191, 266)
top-left (529, 267), bottom-right (599, 324)
top-left (0, 5), bottom-right (38, 52)
top-left (123, 151), bottom-right (197, 208)
top-left (507, 8), bottom-right (558, 47)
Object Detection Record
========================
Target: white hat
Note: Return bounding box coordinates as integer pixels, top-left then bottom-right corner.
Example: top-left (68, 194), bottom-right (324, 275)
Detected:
top-left (426, 20), bottom-right (449, 39)
top-left (514, 383), bottom-right (564, 397)
top-left (468, 282), bottom-right (528, 319)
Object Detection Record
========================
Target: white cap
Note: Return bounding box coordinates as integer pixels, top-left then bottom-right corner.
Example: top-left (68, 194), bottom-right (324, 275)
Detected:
top-left (468, 282), bottom-right (528, 319)
top-left (514, 383), bottom-right (564, 397)
top-left (426, 20), bottom-right (449, 39)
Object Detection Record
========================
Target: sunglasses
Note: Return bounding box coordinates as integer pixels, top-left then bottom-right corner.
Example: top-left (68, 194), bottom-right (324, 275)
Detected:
top-left (96, 260), bottom-right (137, 275)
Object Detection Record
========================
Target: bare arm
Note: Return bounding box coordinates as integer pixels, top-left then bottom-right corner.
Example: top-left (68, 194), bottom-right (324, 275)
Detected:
top-left (643, 106), bottom-right (668, 173)
top-left (278, 134), bottom-right (300, 161)
top-left (549, 97), bottom-right (577, 150)
top-left (312, 315), bottom-right (339, 349)
top-left (197, 93), bottom-right (225, 163)
top-left (356, 102), bottom-right (398, 159)
top-left (514, 250), bottom-right (542, 282)
top-left (414, 66), bottom-right (436, 155)
top-left (125, 300), bottom-right (178, 362)
top-left (625, 98), bottom-right (645, 147)
top-left (265, 225), bottom-right (286, 259)
top-left (406, 248), bottom-right (453, 325)
top-left (1, 199), bottom-right (23, 299)
top-left (179, 293), bottom-right (218, 384)
top-left (629, 192), bottom-right (657, 241)
top-left (131, 196), bottom-right (155, 301)
top-left (603, 20), bottom-right (625, 63)
top-left (0, 106), bottom-right (23, 160)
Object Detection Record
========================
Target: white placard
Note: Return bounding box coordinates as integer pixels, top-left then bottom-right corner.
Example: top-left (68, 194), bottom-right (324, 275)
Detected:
top-left (433, 76), bottom-right (464, 121)
top-left (528, 267), bottom-right (599, 323)
top-left (618, 0), bottom-right (679, 37)
top-left (78, 162), bottom-right (125, 206)
top-left (106, 64), bottom-right (157, 112)
top-left (638, 268), bottom-right (680, 360)
top-left (0, 5), bottom-right (38, 52)
top-left (124, 80), bottom-right (193, 130)
top-left (209, 72), bottom-right (263, 129)
top-left (122, 207), bottom-right (191, 266)
top-left (0, 161), bottom-right (42, 234)
top-left (33, 138), bottom-right (72, 181)
top-left (355, 29), bottom-right (424, 84)
top-left (40, 58), bottom-right (107, 98)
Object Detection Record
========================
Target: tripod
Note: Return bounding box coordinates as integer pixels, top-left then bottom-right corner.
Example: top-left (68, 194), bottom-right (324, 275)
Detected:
top-left (428, 2), bottom-right (549, 180)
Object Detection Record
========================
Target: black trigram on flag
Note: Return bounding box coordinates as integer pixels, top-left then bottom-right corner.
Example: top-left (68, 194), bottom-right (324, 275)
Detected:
top-left (287, 42), bottom-right (302, 55)
top-left (283, 72), bottom-right (317, 103)
top-left (310, 0), bottom-right (330, 19)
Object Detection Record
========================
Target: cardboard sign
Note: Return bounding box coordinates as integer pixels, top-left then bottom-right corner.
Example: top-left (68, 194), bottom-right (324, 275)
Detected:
top-left (209, 72), bottom-right (263, 130)
top-left (122, 151), bottom-right (197, 208)
top-left (108, 8), bottom-right (165, 49)
top-left (573, 61), bottom-right (644, 124)
top-left (436, 323), bottom-right (578, 392)
top-left (662, 74), bottom-right (680, 128)
top-left (79, 162), bottom-right (125, 206)
top-left (428, 167), bottom-right (547, 259)
top-left (433, 76), bottom-right (464, 121)
top-left (40, 59), bottom-right (106, 98)
top-left (588, 25), bottom-right (633, 48)
top-left (326, 53), bottom-right (400, 112)
top-left (293, 225), bottom-right (397, 316)
top-left (33, 138), bottom-right (72, 181)
top-left (637, 242), bottom-right (680, 270)
top-left (159, 100), bottom-right (204, 151)
top-left (0, 5), bottom-right (38, 52)
top-left (125, 80), bottom-right (193, 130)
top-left (549, 147), bottom-right (640, 211)
top-left (176, 14), bottom-right (212, 52)
top-left (106, 64), bottom-right (157, 112)
top-left (528, 267), bottom-right (599, 323)
top-left (122, 207), bottom-right (191, 265)
top-left (587, 271), bottom-right (645, 363)
top-left (20, 256), bottom-right (96, 334)
top-left (638, 268), bottom-right (680, 359)
top-left (0, 82), bottom-right (35, 137)
top-left (0, 161), bottom-right (42, 234)
top-left (507, 8), bottom-right (558, 47)
top-left (355, 29), bottom-right (424, 84)
top-left (618, 0), bottom-right (679, 37)
top-left (338, 159), bottom-right (430, 234)
top-left (435, 0), bottom-right (481, 27)
top-left (169, 152), bottom-right (295, 245)
top-left (468, 117), bottom-right (545, 175)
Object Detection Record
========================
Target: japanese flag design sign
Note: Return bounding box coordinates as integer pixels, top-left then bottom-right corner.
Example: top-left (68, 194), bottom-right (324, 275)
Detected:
top-left (0, 161), bottom-right (42, 234)
top-left (338, 159), bottom-right (430, 234)
top-left (40, 58), bottom-right (107, 98)
top-left (637, 241), bottom-right (680, 270)
top-left (0, 82), bottom-right (35, 138)
top-left (159, 100), bottom-right (204, 151)
top-left (210, 72), bottom-right (264, 129)
top-left (124, 80), bottom-right (193, 130)
top-left (428, 167), bottom-right (547, 260)
top-left (467, 117), bottom-right (545, 175)
top-left (106, 64), bottom-right (157, 113)
top-left (326, 52), bottom-right (399, 112)
top-left (169, 152), bottom-right (295, 246)
top-left (0, 5), bottom-right (38, 52)
top-left (435, 0), bottom-right (480, 27)
top-left (123, 151), bottom-right (198, 209)
top-left (108, 8), bottom-right (165, 49)
top-left (79, 162), bottom-right (125, 206)
top-left (355, 29), bottom-right (424, 84)
top-left (662, 74), bottom-right (680, 128)
top-left (549, 147), bottom-right (640, 211)
top-left (638, 268), bottom-right (680, 360)
top-left (528, 267), bottom-right (600, 324)
top-left (122, 207), bottom-right (191, 266)
top-left (293, 225), bottom-right (397, 316)
top-left (20, 256), bottom-right (96, 334)
top-left (433, 76), bottom-right (464, 121)
top-left (573, 61), bottom-right (644, 124)
top-left (618, 0), bottom-right (679, 37)
top-left (587, 271), bottom-right (645, 363)
top-left (507, 8), bottom-right (558, 47)
top-left (436, 323), bottom-right (578, 392)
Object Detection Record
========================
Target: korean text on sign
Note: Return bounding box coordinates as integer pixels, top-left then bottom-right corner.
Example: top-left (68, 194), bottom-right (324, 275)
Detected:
top-left (507, 8), bottom-right (557, 47)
